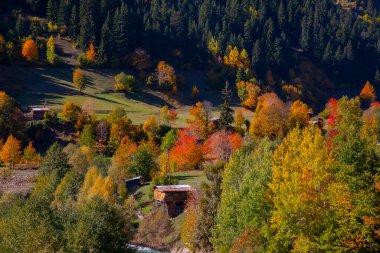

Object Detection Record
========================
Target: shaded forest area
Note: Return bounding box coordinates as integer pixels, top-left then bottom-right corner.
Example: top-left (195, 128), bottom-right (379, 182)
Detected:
top-left (1, 0), bottom-right (380, 96)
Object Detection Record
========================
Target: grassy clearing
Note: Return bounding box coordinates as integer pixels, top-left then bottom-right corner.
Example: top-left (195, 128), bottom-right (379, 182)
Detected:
top-left (0, 65), bottom-right (254, 126)
top-left (134, 170), bottom-right (206, 214)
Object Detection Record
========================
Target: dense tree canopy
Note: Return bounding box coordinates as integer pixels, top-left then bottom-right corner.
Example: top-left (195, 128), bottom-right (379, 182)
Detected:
top-left (23, 0), bottom-right (380, 84)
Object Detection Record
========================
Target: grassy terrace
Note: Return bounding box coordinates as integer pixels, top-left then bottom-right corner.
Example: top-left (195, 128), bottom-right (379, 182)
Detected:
top-left (0, 65), bottom-right (254, 127)
top-left (134, 170), bottom-right (207, 215)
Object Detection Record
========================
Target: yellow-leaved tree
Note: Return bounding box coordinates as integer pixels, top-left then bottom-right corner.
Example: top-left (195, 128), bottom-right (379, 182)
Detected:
top-left (73, 68), bottom-right (86, 93)
top-left (0, 135), bottom-right (21, 174)
top-left (78, 166), bottom-right (116, 204)
top-left (269, 127), bottom-right (333, 251)
top-left (143, 115), bottom-right (159, 140)
top-left (22, 141), bottom-right (40, 169)
top-left (234, 109), bottom-right (246, 134)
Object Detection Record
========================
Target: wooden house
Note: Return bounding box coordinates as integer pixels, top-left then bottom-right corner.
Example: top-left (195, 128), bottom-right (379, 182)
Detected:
top-left (153, 185), bottom-right (194, 218)
top-left (24, 107), bottom-right (50, 121)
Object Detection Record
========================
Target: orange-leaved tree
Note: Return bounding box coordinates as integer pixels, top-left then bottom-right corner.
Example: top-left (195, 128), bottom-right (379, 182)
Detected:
top-left (204, 130), bottom-right (243, 162)
top-left (170, 129), bottom-right (207, 171)
top-left (155, 61), bottom-right (177, 93)
top-left (360, 80), bottom-right (376, 105)
top-left (236, 81), bottom-right (261, 109)
top-left (249, 93), bottom-right (289, 138)
top-left (113, 136), bottom-right (137, 170)
top-left (0, 135), bottom-right (22, 173)
top-left (167, 108), bottom-right (179, 126)
top-left (86, 43), bottom-right (96, 63)
top-left (22, 39), bottom-right (38, 62)
top-left (288, 100), bottom-right (312, 128)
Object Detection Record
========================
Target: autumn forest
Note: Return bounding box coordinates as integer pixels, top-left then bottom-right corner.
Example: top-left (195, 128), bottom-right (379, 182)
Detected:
top-left (0, 0), bottom-right (380, 252)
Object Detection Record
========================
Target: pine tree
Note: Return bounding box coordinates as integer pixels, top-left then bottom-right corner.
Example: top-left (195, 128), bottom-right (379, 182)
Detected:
top-left (322, 40), bottom-right (334, 63)
top-left (235, 68), bottom-right (243, 83)
top-left (79, 0), bottom-right (94, 50)
top-left (98, 13), bottom-right (112, 64)
top-left (39, 142), bottom-right (70, 178)
top-left (15, 14), bottom-right (27, 38)
top-left (69, 4), bottom-right (78, 39)
top-left (374, 69), bottom-right (380, 85)
top-left (344, 40), bottom-right (354, 61)
top-left (252, 40), bottom-right (262, 67)
top-left (113, 3), bottom-right (129, 55)
top-left (46, 0), bottom-right (58, 23)
top-left (219, 82), bottom-right (234, 130)
top-left (367, 0), bottom-right (375, 15)
top-left (277, 1), bottom-right (286, 29)
top-left (57, 0), bottom-right (71, 26)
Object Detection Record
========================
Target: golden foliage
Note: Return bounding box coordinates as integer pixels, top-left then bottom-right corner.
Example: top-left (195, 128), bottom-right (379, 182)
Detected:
top-left (360, 80), bottom-right (376, 104)
top-left (22, 39), bottom-right (38, 62)
top-left (236, 81), bottom-right (261, 108)
top-left (85, 43), bottom-right (96, 62)
top-left (234, 109), bottom-right (246, 134)
top-left (269, 127), bottom-right (333, 247)
top-left (62, 101), bottom-right (82, 122)
top-left (22, 141), bottom-right (40, 168)
top-left (0, 135), bottom-right (21, 170)
top-left (282, 84), bottom-right (302, 101)
top-left (73, 68), bottom-right (86, 92)
top-left (187, 102), bottom-right (210, 137)
top-left (288, 100), bottom-right (312, 128)
top-left (143, 115), bottom-right (158, 140)
top-left (79, 166), bottom-right (116, 204)
top-left (224, 45), bottom-right (250, 69)
top-left (113, 136), bottom-right (137, 169)
top-left (208, 37), bottom-right (219, 56)
top-left (181, 198), bottom-right (198, 251)
top-left (155, 61), bottom-right (177, 93)
top-left (249, 93), bottom-right (289, 138)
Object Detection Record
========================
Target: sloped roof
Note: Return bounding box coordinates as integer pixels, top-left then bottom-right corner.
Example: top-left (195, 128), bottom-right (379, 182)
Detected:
top-left (154, 185), bottom-right (194, 192)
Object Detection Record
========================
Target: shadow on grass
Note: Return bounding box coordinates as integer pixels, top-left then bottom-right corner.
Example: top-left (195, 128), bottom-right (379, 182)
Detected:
top-left (171, 175), bottom-right (198, 181)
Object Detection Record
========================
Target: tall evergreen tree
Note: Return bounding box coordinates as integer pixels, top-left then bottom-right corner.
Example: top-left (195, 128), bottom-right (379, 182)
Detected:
top-left (69, 4), bottom-right (78, 39)
top-left (219, 82), bottom-right (234, 130)
top-left (113, 3), bottom-right (129, 55)
top-left (79, 0), bottom-right (94, 49)
top-left (46, 0), bottom-right (58, 23)
top-left (98, 13), bottom-right (113, 64)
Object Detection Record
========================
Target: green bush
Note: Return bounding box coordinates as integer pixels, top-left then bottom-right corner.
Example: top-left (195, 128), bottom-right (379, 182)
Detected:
top-left (114, 72), bottom-right (137, 92)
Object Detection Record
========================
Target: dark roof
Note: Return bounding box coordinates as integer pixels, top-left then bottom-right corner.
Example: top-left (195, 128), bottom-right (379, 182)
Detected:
top-left (125, 176), bottom-right (142, 182)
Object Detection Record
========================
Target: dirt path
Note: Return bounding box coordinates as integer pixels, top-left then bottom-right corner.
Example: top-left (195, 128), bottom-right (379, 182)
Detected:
top-left (55, 37), bottom-right (82, 67)
top-left (0, 169), bottom-right (38, 196)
